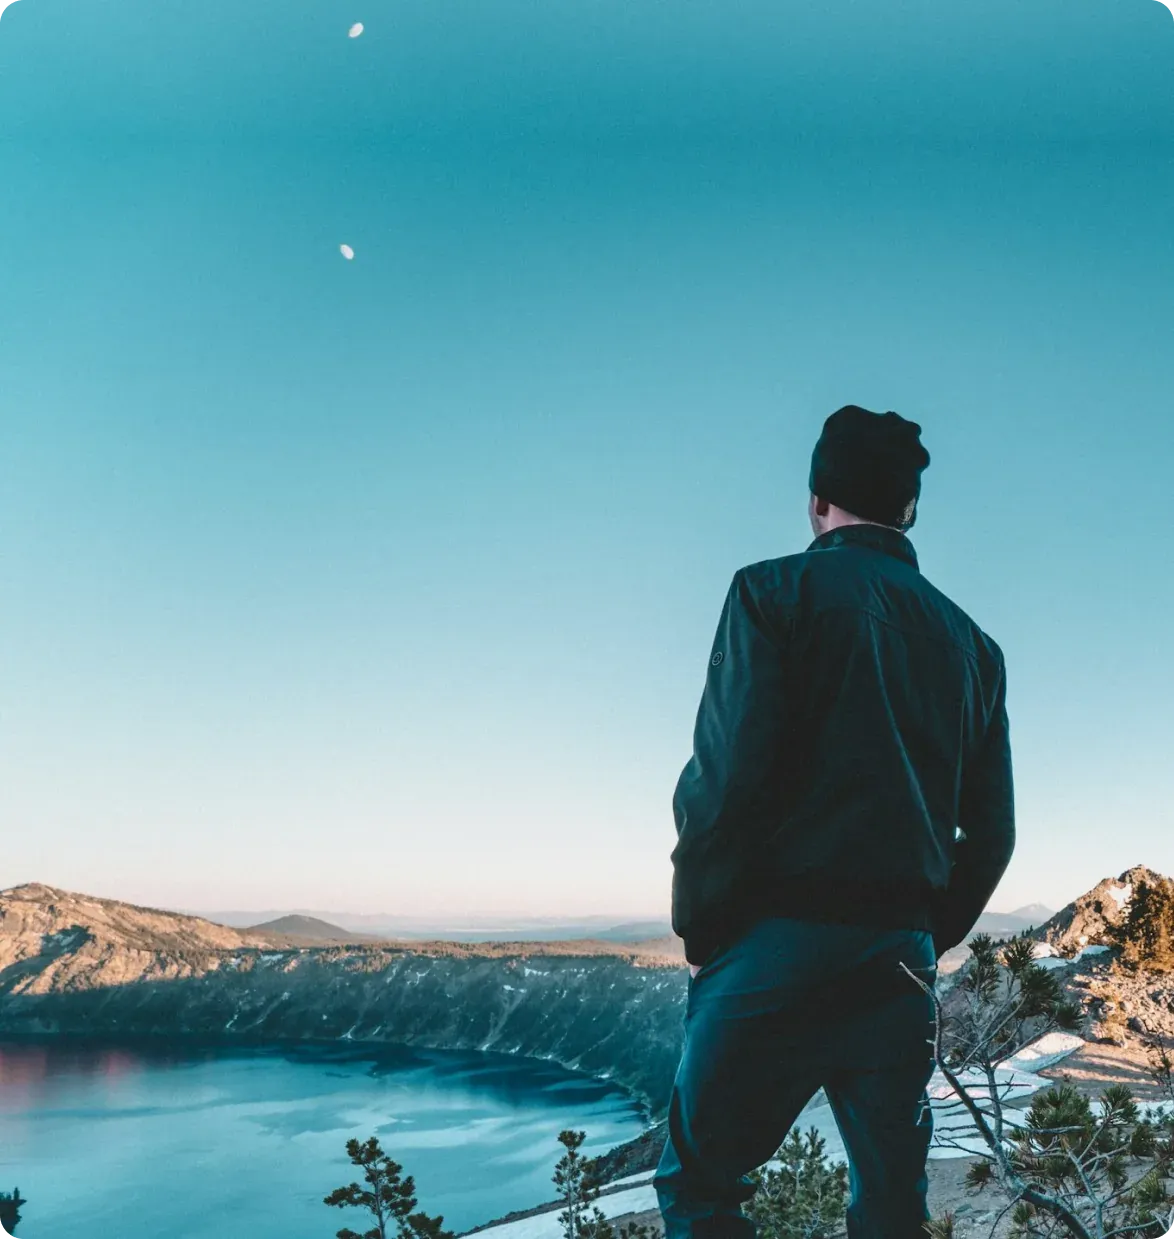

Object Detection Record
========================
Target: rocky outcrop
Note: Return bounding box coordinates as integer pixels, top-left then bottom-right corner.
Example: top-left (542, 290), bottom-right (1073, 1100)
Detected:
top-left (0, 884), bottom-right (688, 1115)
top-left (1032, 865), bottom-right (1165, 956)
top-left (942, 867), bottom-right (1174, 1051)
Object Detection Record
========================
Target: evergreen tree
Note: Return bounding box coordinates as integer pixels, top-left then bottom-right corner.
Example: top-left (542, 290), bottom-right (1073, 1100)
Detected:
top-left (0, 1187), bottom-right (26, 1236)
top-left (744, 1127), bottom-right (848, 1239)
top-left (1109, 878), bottom-right (1174, 972)
top-left (553, 1131), bottom-right (651, 1239)
top-left (324, 1136), bottom-right (454, 1239)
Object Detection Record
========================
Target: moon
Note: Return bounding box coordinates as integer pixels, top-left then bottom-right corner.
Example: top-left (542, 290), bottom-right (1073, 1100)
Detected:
top-left (340, 244), bottom-right (355, 260)
top-left (348, 22), bottom-right (364, 37)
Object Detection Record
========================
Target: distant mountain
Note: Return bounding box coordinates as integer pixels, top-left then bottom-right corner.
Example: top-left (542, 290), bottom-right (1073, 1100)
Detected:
top-left (1008, 902), bottom-right (1055, 924)
top-left (245, 915), bottom-right (386, 945)
top-left (557, 921), bottom-right (672, 944)
top-left (972, 909), bottom-right (1047, 937)
top-left (200, 908), bottom-right (673, 944)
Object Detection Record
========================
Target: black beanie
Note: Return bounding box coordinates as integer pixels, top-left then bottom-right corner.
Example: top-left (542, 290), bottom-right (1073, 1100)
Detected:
top-left (808, 405), bottom-right (931, 531)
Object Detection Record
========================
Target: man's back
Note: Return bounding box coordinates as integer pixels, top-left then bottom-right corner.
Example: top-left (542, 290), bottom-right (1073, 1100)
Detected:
top-left (671, 520), bottom-right (1014, 969)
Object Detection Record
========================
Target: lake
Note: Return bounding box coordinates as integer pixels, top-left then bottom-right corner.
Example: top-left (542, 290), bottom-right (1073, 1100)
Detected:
top-left (0, 1039), bottom-right (648, 1239)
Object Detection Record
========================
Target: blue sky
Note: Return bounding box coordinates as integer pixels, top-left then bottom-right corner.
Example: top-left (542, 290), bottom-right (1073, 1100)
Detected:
top-left (0, 0), bottom-right (1172, 919)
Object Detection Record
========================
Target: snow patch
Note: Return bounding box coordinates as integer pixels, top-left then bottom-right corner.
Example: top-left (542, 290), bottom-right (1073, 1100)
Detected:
top-left (1035, 956), bottom-right (1072, 971)
top-left (1005, 1031), bottom-right (1085, 1072)
top-left (473, 1186), bottom-right (659, 1238)
top-left (606, 1171), bottom-right (655, 1189)
top-left (1108, 883), bottom-right (1133, 909)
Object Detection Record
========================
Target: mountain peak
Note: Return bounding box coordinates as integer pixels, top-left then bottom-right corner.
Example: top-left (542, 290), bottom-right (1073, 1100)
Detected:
top-left (1035, 864), bottom-right (1170, 953)
top-left (1007, 902), bottom-right (1054, 923)
top-left (246, 914), bottom-right (383, 945)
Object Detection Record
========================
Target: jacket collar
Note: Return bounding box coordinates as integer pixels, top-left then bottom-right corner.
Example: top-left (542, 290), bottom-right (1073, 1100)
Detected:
top-left (807, 522), bottom-right (919, 571)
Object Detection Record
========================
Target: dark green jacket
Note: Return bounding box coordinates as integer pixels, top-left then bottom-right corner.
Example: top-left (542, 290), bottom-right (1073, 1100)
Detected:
top-left (671, 522), bottom-right (1015, 967)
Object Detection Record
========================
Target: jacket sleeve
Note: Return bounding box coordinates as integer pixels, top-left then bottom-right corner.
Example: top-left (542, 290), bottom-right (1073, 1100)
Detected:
top-left (671, 568), bottom-right (791, 966)
top-left (933, 651), bottom-right (1016, 955)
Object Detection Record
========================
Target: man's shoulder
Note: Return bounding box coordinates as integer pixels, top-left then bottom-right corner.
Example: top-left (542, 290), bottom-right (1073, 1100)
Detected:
top-left (736, 553), bottom-right (805, 583)
top-left (733, 546), bottom-right (872, 598)
top-left (912, 571), bottom-right (1006, 668)
top-left (735, 552), bottom-right (1005, 668)
top-left (732, 554), bottom-right (809, 604)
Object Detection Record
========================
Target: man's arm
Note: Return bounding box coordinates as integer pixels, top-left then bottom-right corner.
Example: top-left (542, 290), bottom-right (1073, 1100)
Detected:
top-left (671, 567), bottom-right (791, 967)
top-left (933, 651), bottom-right (1016, 956)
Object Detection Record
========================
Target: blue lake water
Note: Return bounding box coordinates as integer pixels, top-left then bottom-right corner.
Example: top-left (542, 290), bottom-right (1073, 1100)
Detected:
top-left (0, 1040), bottom-right (648, 1239)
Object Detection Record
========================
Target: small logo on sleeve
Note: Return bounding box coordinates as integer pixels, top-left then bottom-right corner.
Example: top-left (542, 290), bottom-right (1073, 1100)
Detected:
top-left (711, 651), bottom-right (724, 666)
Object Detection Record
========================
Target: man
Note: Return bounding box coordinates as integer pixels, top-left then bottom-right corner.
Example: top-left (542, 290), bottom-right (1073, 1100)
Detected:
top-left (655, 405), bottom-right (1016, 1239)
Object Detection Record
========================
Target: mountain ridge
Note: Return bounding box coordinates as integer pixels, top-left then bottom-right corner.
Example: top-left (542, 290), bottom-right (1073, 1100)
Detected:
top-left (2, 871), bottom-right (1166, 1119)
top-left (0, 881), bottom-right (687, 1114)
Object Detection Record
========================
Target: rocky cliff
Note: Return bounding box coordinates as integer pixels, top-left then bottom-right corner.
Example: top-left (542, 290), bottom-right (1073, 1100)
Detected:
top-left (938, 866), bottom-right (1174, 1050)
top-left (0, 884), bottom-right (688, 1115)
top-left (1032, 864), bottom-right (1166, 955)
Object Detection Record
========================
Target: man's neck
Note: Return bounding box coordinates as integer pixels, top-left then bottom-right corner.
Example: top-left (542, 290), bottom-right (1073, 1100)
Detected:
top-left (817, 518), bottom-right (903, 537)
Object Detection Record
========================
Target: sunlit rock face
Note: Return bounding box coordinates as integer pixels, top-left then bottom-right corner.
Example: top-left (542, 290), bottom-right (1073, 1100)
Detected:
top-left (1033, 865), bottom-right (1168, 955)
top-left (0, 884), bottom-right (688, 1116)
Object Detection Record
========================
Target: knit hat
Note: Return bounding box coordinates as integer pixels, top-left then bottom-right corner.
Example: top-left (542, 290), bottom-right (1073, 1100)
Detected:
top-left (808, 405), bottom-right (931, 531)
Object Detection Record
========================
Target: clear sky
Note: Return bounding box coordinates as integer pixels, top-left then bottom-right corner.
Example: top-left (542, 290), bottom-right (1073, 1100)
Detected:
top-left (0, 0), bottom-right (1172, 920)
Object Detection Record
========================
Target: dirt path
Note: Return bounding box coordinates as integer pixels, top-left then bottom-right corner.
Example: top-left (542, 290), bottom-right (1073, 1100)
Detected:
top-left (1037, 1040), bottom-right (1169, 1100)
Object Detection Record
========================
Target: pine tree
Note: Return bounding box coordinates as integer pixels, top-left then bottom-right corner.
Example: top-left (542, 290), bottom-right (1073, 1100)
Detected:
top-left (1110, 878), bottom-right (1174, 972)
top-left (0, 1187), bottom-right (26, 1236)
top-left (744, 1127), bottom-right (848, 1239)
top-left (553, 1131), bottom-right (651, 1239)
top-left (324, 1136), bottom-right (454, 1239)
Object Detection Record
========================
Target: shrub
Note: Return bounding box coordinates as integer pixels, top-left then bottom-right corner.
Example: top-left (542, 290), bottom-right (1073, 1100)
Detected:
top-left (745, 1126), bottom-right (848, 1239)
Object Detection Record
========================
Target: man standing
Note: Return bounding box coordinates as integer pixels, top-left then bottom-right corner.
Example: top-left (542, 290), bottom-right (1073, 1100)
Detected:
top-left (655, 405), bottom-right (1016, 1239)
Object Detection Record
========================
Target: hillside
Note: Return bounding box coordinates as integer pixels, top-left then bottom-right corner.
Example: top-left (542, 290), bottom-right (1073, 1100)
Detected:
top-left (0, 883), bottom-right (687, 1115)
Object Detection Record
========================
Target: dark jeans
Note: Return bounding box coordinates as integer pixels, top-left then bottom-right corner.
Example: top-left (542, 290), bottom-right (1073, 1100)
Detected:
top-left (654, 917), bottom-right (937, 1239)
